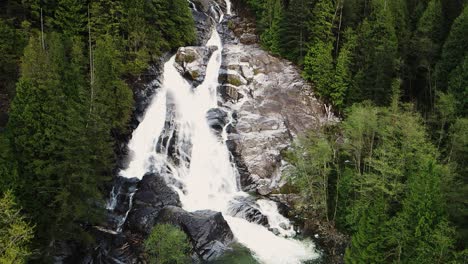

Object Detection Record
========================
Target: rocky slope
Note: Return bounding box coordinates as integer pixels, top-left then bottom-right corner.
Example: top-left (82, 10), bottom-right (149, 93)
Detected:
top-left (218, 13), bottom-right (337, 195)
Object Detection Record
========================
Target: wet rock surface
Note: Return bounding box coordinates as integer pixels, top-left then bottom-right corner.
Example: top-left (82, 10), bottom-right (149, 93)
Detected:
top-left (175, 46), bottom-right (218, 86)
top-left (227, 196), bottom-right (269, 226)
top-left (206, 108), bottom-right (228, 133)
top-left (125, 173), bottom-right (182, 234)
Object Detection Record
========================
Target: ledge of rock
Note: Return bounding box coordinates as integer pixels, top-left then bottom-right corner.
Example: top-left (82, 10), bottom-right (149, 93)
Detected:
top-left (174, 46), bottom-right (218, 86)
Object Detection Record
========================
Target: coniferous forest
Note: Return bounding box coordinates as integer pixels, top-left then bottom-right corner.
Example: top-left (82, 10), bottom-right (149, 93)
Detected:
top-left (242, 0), bottom-right (467, 262)
top-left (0, 0), bottom-right (467, 263)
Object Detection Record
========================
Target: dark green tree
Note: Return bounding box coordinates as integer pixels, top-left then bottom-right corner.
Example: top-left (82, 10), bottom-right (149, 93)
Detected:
top-left (53, 0), bottom-right (86, 36)
top-left (435, 5), bottom-right (468, 91)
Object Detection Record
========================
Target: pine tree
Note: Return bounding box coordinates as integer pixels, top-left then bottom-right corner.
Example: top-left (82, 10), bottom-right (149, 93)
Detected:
top-left (435, 5), bottom-right (468, 91)
top-left (53, 0), bottom-right (86, 36)
top-left (93, 34), bottom-right (133, 131)
top-left (260, 0), bottom-right (283, 54)
top-left (344, 197), bottom-right (389, 263)
top-left (302, 0), bottom-right (335, 102)
top-left (411, 0), bottom-right (444, 112)
top-left (331, 29), bottom-right (357, 110)
top-left (279, 0), bottom-right (313, 64)
top-left (352, 0), bottom-right (398, 105)
top-left (447, 55), bottom-right (467, 117)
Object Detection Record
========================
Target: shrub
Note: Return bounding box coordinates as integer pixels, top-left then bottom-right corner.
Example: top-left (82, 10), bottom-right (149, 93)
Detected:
top-left (144, 223), bottom-right (191, 264)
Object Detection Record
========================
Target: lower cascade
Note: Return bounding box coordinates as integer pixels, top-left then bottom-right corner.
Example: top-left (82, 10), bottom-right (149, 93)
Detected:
top-left (114, 1), bottom-right (318, 263)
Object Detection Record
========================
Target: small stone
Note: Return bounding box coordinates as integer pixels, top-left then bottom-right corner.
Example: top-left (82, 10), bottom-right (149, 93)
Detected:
top-left (269, 228), bottom-right (280, 236)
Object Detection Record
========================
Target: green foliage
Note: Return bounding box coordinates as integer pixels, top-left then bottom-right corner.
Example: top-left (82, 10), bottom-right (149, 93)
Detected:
top-left (144, 224), bottom-right (191, 264)
top-left (259, 0), bottom-right (283, 54)
top-left (278, 0), bottom-right (313, 64)
top-left (8, 34), bottom-right (104, 247)
top-left (94, 34), bottom-right (133, 131)
top-left (330, 31), bottom-right (354, 110)
top-left (435, 5), bottom-right (468, 91)
top-left (53, 0), bottom-right (86, 36)
top-left (303, 41), bottom-right (334, 98)
top-left (447, 55), bottom-right (468, 116)
top-left (0, 18), bottom-right (27, 97)
top-left (0, 190), bottom-right (34, 264)
top-left (353, 0), bottom-right (399, 106)
top-left (302, 0), bottom-right (335, 104)
top-left (287, 102), bottom-right (459, 262)
top-left (286, 131), bottom-right (334, 221)
top-left (148, 0), bottom-right (196, 52)
top-left (445, 118), bottom-right (468, 250)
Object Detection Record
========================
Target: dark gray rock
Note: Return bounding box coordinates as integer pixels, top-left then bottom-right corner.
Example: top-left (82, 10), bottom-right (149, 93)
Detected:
top-left (156, 206), bottom-right (234, 261)
top-left (192, 5), bottom-right (215, 45)
top-left (206, 108), bottom-right (228, 133)
top-left (219, 84), bottom-right (244, 102)
top-left (227, 196), bottom-right (268, 226)
top-left (125, 173), bottom-right (181, 234)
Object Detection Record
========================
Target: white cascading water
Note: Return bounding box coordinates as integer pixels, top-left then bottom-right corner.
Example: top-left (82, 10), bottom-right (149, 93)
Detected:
top-left (118, 2), bottom-right (317, 263)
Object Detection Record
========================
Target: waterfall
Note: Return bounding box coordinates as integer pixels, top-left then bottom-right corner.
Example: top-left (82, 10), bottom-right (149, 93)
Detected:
top-left (116, 1), bottom-right (318, 263)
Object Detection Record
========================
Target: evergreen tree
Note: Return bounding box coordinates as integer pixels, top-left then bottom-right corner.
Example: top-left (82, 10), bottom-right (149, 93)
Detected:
top-left (259, 0), bottom-right (283, 54)
top-left (0, 18), bottom-right (27, 97)
top-left (445, 118), bottom-right (468, 250)
top-left (352, 0), bottom-right (398, 105)
top-left (435, 5), bottom-right (468, 91)
top-left (331, 29), bottom-right (357, 110)
top-left (302, 0), bottom-right (335, 102)
top-left (53, 0), bottom-right (86, 36)
top-left (278, 0), bottom-right (313, 64)
top-left (410, 0), bottom-right (444, 112)
top-left (447, 55), bottom-right (467, 116)
top-left (344, 197), bottom-right (389, 263)
top-left (93, 34), bottom-right (133, 131)
top-left (0, 191), bottom-right (34, 264)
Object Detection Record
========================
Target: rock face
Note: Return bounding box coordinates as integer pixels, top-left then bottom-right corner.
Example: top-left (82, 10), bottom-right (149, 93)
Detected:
top-left (174, 46), bottom-right (218, 86)
top-left (219, 20), bottom-right (337, 193)
top-left (156, 206), bottom-right (234, 261)
top-left (125, 173), bottom-right (181, 234)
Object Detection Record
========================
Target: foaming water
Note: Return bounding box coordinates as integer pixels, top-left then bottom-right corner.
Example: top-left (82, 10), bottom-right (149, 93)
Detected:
top-left (226, 216), bottom-right (317, 264)
top-left (257, 199), bottom-right (296, 237)
top-left (225, 0), bottom-right (232, 15)
top-left (117, 4), bottom-right (318, 263)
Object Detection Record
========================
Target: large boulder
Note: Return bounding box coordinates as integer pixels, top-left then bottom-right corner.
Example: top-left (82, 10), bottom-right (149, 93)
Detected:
top-left (156, 206), bottom-right (234, 261)
top-left (175, 46), bottom-right (218, 86)
top-left (125, 173), bottom-right (181, 234)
